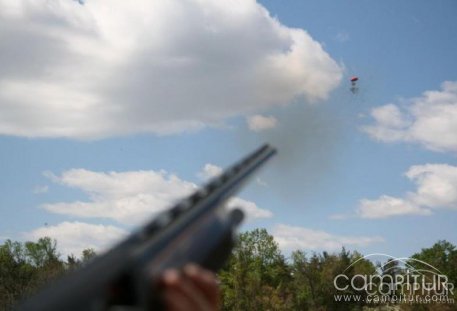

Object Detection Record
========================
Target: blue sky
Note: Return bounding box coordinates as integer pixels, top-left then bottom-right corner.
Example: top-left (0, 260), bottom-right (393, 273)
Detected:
top-left (0, 0), bottom-right (456, 258)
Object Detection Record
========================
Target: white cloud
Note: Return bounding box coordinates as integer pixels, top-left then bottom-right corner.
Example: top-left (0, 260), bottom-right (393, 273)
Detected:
top-left (42, 169), bottom-right (197, 225)
top-left (363, 81), bottom-right (457, 154)
top-left (357, 196), bottom-right (431, 219)
top-left (247, 115), bottom-right (278, 132)
top-left (25, 221), bottom-right (128, 258)
top-left (406, 164), bottom-right (457, 209)
top-left (42, 167), bottom-right (272, 225)
top-left (199, 163), bottom-right (269, 188)
top-left (273, 224), bottom-right (383, 252)
top-left (356, 164), bottom-right (457, 219)
top-left (0, 0), bottom-right (342, 139)
top-left (198, 163), bottom-right (223, 180)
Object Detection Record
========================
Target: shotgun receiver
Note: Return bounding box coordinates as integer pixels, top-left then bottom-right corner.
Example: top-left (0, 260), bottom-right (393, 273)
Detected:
top-left (18, 144), bottom-right (277, 310)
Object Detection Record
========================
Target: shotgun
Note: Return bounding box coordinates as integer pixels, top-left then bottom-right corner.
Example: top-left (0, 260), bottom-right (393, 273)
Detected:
top-left (18, 144), bottom-right (277, 310)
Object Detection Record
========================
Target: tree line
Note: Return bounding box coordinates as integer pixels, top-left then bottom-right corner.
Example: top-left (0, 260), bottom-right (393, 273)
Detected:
top-left (1, 229), bottom-right (456, 310)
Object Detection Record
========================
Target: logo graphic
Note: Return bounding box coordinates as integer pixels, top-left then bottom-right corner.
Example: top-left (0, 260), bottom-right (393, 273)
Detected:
top-left (333, 254), bottom-right (455, 305)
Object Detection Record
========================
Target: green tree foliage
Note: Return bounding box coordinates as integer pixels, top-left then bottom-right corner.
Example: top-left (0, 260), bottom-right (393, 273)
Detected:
top-left (0, 238), bottom-right (67, 310)
top-left (289, 248), bottom-right (375, 311)
top-left (410, 240), bottom-right (457, 286)
top-left (219, 228), bottom-right (293, 310)
top-left (0, 238), bottom-right (96, 310)
top-left (400, 241), bottom-right (457, 311)
top-left (1, 233), bottom-right (456, 310)
top-left (0, 240), bottom-right (34, 309)
top-left (218, 229), bottom-right (378, 311)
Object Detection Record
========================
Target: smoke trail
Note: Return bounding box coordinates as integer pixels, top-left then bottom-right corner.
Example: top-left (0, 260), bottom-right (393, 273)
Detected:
top-left (240, 101), bottom-right (347, 201)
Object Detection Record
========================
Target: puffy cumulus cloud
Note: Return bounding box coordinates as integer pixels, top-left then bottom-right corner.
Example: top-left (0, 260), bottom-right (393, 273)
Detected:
top-left (0, 0), bottom-right (342, 139)
top-left (363, 81), bottom-right (457, 154)
top-left (42, 169), bottom-right (196, 225)
top-left (197, 163), bottom-right (223, 181)
top-left (42, 168), bottom-right (272, 225)
top-left (197, 163), bottom-right (268, 187)
top-left (25, 221), bottom-right (128, 257)
top-left (247, 114), bottom-right (278, 132)
top-left (406, 164), bottom-right (457, 209)
top-left (273, 224), bottom-right (383, 252)
top-left (356, 164), bottom-right (457, 219)
top-left (357, 196), bottom-right (431, 219)
top-left (198, 163), bottom-right (270, 188)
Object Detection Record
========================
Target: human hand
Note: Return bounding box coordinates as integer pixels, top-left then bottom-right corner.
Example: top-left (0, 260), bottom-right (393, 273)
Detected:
top-left (160, 264), bottom-right (220, 311)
